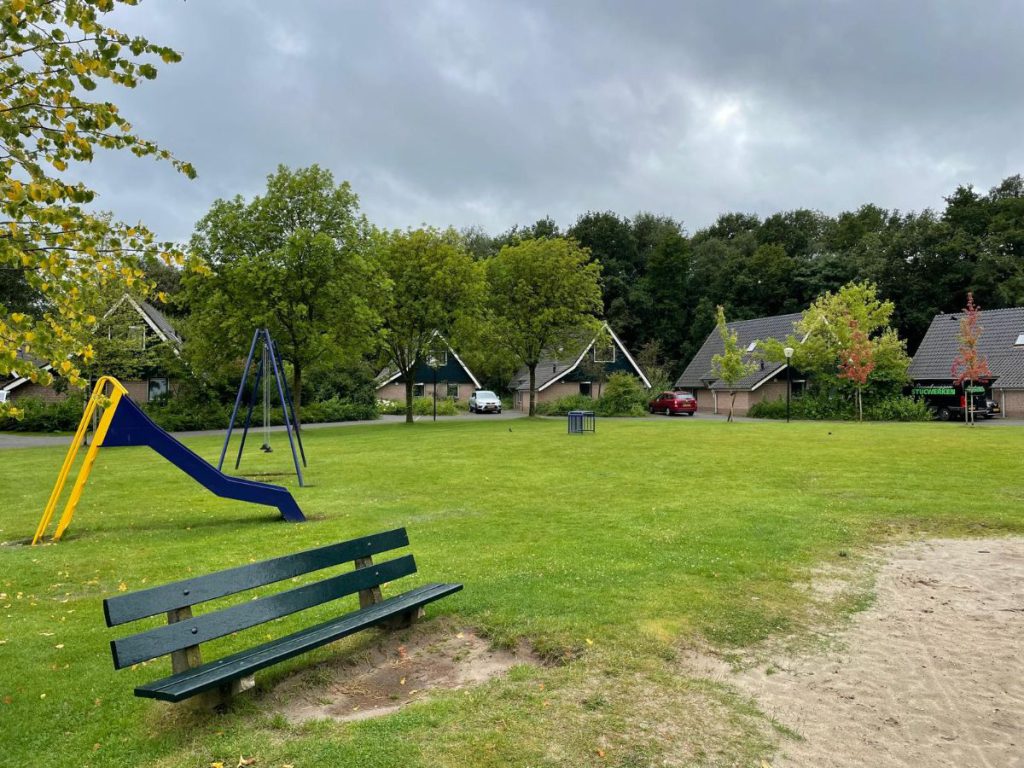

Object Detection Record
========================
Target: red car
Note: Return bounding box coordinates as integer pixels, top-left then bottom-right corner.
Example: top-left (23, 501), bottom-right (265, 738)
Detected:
top-left (648, 391), bottom-right (697, 416)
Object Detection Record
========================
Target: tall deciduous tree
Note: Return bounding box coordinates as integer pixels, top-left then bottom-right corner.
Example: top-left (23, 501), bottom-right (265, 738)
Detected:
top-left (951, 292), bottom-right (991, 426)
top-left (486, 237), bottom-right (602, 416)
top-left (1, 0), bottom-right (195, 416)
top-left (377, 227), bottom-right (483, 423)
top-left (710, 305), bottom-right (757, 422)
top-left (185, 165), bottom-right (378, 423)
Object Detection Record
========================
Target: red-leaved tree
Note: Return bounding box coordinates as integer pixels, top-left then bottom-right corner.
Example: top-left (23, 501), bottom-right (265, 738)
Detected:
top-left (838, 315), bottom-right (876, 421)
top-left (951, 292), bottom-right (992, 425)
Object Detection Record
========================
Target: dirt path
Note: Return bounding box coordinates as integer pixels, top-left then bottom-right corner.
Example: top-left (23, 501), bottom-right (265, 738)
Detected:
top-left (697, 539), bottom-right (1024, 767)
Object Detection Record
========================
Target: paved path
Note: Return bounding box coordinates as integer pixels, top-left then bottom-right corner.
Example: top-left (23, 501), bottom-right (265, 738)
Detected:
top-left (0, 409), bottom-right (525, 450)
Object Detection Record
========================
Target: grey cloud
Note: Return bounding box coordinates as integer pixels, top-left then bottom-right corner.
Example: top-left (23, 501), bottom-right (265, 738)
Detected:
top-left (75, 1), bottom-right (1024, 243)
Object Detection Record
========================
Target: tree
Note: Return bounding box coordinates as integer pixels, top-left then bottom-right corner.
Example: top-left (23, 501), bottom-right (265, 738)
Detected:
top-left (761, 282), bottom-right (912, 410)
top-left (1, 0), bottom-right (195, 416)
top-left (486, 237), bottom-right (602, 416)
top-left (951, 292), bottom-right (991, 426)
top-left (837, 315), bottom-right (875, 421)
top-left (185, 165), bottom-right (378, 424)
top-left (377, 227), bottom-right (483, 423)
top-left (710, 305), bottom-right (757, 422)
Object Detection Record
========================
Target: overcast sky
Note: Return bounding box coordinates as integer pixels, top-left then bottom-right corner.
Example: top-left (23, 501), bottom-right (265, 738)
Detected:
top-left (82, 0), bottom-right (1024, 243)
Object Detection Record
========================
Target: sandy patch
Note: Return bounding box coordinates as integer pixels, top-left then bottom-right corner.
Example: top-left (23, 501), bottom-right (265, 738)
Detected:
top-left (691, 538), bottom-right (1024, 768)
top-left (269, 624), bottom-right (535, 723)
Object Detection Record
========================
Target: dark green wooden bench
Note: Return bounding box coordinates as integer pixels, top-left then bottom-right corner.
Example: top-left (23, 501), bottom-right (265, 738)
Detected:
top-left (103, 528), bottom-right (461, 704)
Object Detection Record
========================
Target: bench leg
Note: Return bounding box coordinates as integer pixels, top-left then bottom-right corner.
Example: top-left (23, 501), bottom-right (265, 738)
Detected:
top-left (382, 606), bottom-right (424, 630)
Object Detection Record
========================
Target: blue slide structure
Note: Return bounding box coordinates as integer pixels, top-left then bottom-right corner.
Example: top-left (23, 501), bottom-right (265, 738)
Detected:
top-left (103, 396), bottom-right (306, 522)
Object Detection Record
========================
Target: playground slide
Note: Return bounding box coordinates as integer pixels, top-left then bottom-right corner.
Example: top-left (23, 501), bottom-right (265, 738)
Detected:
top-left (103, 397), bottom-right (306, 522)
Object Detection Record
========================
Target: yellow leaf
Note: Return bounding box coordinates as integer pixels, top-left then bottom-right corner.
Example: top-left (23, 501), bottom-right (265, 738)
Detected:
top-left (117, 582), bottom-right (127, 592)
top-left (237, 757), bottom-right (256, 767)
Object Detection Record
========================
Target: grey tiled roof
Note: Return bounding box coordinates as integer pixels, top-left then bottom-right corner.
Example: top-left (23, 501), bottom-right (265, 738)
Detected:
top-left (139, 300), bottom-right (182, 345)
top-left (909, 307), bottom-right (1024, 388)
top-left (510, 333), bottom-right (593, 390)
top-left (675, 312), bottom-right (802, 391)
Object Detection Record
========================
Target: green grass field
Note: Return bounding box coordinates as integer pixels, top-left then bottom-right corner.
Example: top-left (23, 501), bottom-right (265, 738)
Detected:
top-left (1, 417), bottom-right (1021, 767)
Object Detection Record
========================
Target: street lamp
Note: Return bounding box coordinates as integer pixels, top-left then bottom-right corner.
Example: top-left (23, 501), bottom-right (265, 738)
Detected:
top-left (783, 346), bottom-right (795, 423)
top-left (428, 355), bottom-right (442, 422)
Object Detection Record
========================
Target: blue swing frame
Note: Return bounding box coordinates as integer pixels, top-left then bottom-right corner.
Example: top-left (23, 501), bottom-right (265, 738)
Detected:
top-left (218, 329), bottom-right (307, 486)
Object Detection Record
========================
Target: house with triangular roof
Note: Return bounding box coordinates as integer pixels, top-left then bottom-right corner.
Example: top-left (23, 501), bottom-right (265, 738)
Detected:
top-left (375, 333), bottom-right (481, 403)
top-left (508, 323), bottom-right (650, 409)
top-left (675, 312), bottom-right (802, 416)
top-left (909, 306), bottom-right (1024, 417)
top-left (1, 294), bottom-right (183, 405)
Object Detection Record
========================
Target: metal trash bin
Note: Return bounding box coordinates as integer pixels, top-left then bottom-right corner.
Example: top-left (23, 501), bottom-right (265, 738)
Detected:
top-left (567, 410), bottom-right (596, 434)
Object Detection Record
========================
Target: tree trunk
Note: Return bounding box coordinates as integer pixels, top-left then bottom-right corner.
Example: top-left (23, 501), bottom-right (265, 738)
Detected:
top-left (728, 390), bottom-right (736, 423)
top-left (405, 377), bottom-right (414, 424)
top-left (857, 388), bottom-right (863, 421)
top-left (292, 362), bottom-right (302, 432)
top-left (528, 364), bottom-right (537, 417)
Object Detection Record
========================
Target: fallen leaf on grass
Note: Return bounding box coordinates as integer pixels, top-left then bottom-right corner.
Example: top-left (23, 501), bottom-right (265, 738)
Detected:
top-left (210, 763), bottom-right (224, 768)
top-left (596, 749), bottom-right (606, 758)
top-left (117, 582), bottom-right (127, 592)
top-left (237, 757), bottom-right (256, 766)
top-left (54, 644), bottom-right (63, 649)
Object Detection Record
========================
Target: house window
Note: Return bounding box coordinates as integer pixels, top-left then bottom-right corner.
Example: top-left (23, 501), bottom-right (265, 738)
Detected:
top-left (746, 341), bottom-right (757, 352)
top-left (413, 383), bottom-right (425, 397)
top-left (446, 382), bottom-right (459, 399)
top-left (1015, 333), bottom-right (1024, 346)
top-left (593, 343), bottom-right (615, 363)
top-left (426, 350), bottom-right (448, 367)
top-left (128, 325), bottom-right (146, 350)
top-left (579, 381), bottom-right (592, 397)
top-left (148, 378), bottom-right (168, 402)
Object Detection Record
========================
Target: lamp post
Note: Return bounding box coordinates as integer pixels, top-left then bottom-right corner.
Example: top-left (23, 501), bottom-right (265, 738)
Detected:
top-left (428, 356), bottom-right (441, 422)
top-left (783, 346), bottom-right (794, 423)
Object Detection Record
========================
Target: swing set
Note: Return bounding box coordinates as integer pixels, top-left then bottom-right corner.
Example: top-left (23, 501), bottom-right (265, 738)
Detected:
top-left (218, 328), bottom-right (306, 486)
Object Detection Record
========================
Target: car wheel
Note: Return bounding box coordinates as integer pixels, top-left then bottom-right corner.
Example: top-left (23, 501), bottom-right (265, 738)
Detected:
top-left (937, 407), bottom-right (951, 422)
top-left (649, 406), bottom-right (655, 414)
top-left (497, 409), bottom-right (502, 414)
top-left (687, 412), bottom-right (695, 417)
top-left (665, 407), bottom-right (672, 416)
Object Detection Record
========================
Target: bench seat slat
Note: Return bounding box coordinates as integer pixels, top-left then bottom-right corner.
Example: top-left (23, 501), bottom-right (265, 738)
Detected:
top-left (135, 583), bottom-right (463, 702)
top-left (104, 528), bottom-right (410, 627)
top-left (111, 555), bottom-right (417, 669)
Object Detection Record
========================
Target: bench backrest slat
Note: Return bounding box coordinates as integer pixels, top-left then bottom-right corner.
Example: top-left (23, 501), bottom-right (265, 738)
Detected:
top-left (110, 554), bottom-right (417, 669)
top-left (104, 528), bottom-right (409, 627)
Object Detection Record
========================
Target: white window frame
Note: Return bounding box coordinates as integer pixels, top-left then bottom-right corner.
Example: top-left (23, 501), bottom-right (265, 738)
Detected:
top-left (426, 350), bottom-right (448, 367)
top-left (446, 382), bottom-right (459, 399)
top-left (1015, 333), bottom-right (1024, 346)
top-left (128, 324), bottom-right (146, 351)
top-left (413, 383), bottom-right (425, 397)
top-left (147, 378), bottom-right (168, 402)
top-left (592, 344), bottom-right (615, 363)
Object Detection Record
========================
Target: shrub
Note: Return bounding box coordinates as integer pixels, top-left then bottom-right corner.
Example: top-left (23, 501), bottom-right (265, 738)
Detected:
top-left (377, 397), bottom-right (459, 416)
top-left (862, 395), bottom-right (932, 422)
top-left (0, 394), bottom-right (86, 432)
top-left (595, 372), bottom-right (649, 417)
top-left (748, 392), bottom-right (931, 422)
top-left (535, 394), bottom-right (594, 416)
